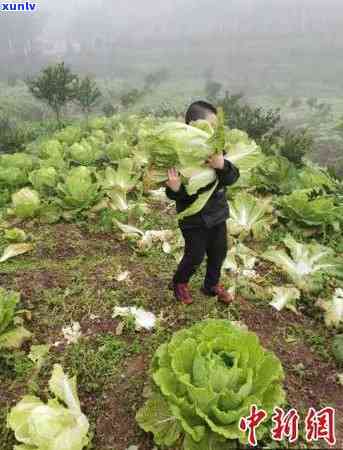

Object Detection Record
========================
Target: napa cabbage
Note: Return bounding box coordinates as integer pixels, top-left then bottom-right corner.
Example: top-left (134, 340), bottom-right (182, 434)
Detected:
top-left (262, 235), bottom-right (343, 293)
top-left (98, 158), bottom-right (139, 211)
top-left (57, 167), bottom-right (100, 210)
top-left (4, 228), bottom-right (27, 243)
top-left (55, 126), bottom-right (82, 145)
top-left (29, 167), bottom-right (58, 192)
top-left (11, 188), bottom-right (41, 219)
top-left (228, 192), bottom-right (276, 241)
top-left (137, 319), bottom-right (285, 449)
top-left (69, 137), bottom-right (104, 165)
top-left (276, 190), bottom-right (343, 233)
top-left (0, 288), bottom-right (31, 349)
top-left (251, 155), bottom-right (299, 194)
top-left (39, 140), bottom-right (64, 160)
top-left (141, 109), bottom-right (227, 218)
top-left (224, 130), bottom-right (264, 187)
top-left (269, 286), bottom-right (301, 313)
top-left (317, 288), bottom-right (343, 328)
top-left (297, 160), bottom-right (337, 192)
top-left (7, 364), bottom-right (90, 450)
top-left (0, 153), bottom-right (35, 171)
top-left (0, 167), bottom-right (28, 188)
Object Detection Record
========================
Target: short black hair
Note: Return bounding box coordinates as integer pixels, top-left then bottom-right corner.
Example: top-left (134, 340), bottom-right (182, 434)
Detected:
top-left (185, 100), bottom-right (217, 125)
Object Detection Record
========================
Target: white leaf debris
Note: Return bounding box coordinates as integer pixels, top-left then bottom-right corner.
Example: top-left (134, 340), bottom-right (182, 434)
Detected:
top-left (89, 314), bottom-right (99, 320)
top-left (113, 307), bottom-right (156, 331)
top-left (62, 321), bottom-right (82, 344)
top-left (116, 270), bottom-right (130, 282)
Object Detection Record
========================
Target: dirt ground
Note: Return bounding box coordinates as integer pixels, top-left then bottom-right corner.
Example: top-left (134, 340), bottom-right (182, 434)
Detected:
top-left (0, 222), bottom-right (342, 450)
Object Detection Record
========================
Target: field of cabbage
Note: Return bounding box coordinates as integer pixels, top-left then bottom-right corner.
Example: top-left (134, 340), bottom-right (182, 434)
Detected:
top-left (0, 113), bottom-right (343, 450)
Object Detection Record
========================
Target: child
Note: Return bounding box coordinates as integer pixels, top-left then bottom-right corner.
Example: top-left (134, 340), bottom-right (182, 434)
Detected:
top-left (166, 100), bottom-right (240, 305)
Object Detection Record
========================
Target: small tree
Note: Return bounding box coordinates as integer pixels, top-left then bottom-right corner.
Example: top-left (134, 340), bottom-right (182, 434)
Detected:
top-left (102, 102), bottom-right (118, 117)
top-left (307, 97), bottom-right (318, 110)
top-left (260, 127), bottom-right (313, 167)
top-left (120, 89), bottom-right (144, 110)
top-left (0, 115), bottom-right (27, 154)
top-left (144, 68), bottom-right (170, 91)
top-left (74, 76), bottom-right (102, 120)
top-left (26, 62), bottom-right (78, 126)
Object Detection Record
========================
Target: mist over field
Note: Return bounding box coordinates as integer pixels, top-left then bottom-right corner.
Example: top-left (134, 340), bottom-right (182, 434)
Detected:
top-left (1, 0), bottom-right (343, 94)
top-left (1, 0), bottom-right (343, 171)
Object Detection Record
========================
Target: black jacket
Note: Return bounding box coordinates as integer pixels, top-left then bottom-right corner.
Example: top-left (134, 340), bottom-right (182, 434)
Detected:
top-left (165, 159), bottom-right (240, 229)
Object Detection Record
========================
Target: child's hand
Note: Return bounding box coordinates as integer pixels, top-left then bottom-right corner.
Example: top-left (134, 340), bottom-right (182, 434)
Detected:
top-left (207, 153), bottom-right (225, 170)
top-left (166, 168), bottom-right (181, 192)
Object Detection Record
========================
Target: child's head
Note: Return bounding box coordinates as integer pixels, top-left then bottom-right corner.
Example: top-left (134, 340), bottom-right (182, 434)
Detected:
top-left (185, 100), bottom-right (217, 127)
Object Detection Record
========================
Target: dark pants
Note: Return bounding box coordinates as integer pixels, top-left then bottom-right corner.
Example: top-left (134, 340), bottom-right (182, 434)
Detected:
top-left (173, 222), bottom-right (228, 289)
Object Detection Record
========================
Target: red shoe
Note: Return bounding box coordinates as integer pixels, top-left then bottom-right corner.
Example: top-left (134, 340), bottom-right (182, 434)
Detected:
top-left (202, 284), bottom-right (233, 304)
top-left (169, 281), bottom-right (193, 305)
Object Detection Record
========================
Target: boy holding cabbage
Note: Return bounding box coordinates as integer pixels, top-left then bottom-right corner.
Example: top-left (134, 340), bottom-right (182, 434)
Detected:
top-left (166, 101), bottom-right (240, 305)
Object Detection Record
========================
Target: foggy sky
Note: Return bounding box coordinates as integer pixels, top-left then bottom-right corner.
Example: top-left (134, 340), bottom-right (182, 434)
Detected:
top-left (4, 0), bottom-right (343, 48)
top-left (1, 0), bottom-right (343, 94)
top-left (42, 0), bottom-right (343, 39)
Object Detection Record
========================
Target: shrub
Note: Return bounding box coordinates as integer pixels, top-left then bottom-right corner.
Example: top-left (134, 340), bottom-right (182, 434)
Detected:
top-left (218, 92), bottom-right (281, 141)
top-left (260, 127), bottom-right (313, 167)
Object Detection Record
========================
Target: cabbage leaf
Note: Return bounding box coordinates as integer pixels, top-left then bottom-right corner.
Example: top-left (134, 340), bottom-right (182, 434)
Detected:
top-left (7, 364), bottom-right (89, 450)
top-left (262, 235), bottom-right (343, 292)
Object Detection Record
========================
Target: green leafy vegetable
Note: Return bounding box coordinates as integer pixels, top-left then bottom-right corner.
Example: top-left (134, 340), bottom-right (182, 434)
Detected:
top-left (0, 153), bottom-right (35, 171)
top-left (262, 235), bottom-right (343, 292)
top-left (276, 190), bottom-right (343, 233)
top-left (178, 181), bottom-right (219, 221)
top-left (137, 319), bottom-right (285, 449)
top-left (39, 140), bottom-right (64, 160)
top-left (142, 115), bottom-right (228, 218)
top-left (11, 188), bottom-right (41, 219)
top-left (269, 286), bottom-right (301, 313)
top-left (69, 140), bottom-right (103, 165)
top-left (55, 126), bottom-right (82, 145)
top-left (7, 364), bottom-right (90, 450)
top-left (4, 228), bottom-right (27, 243)
top-left (224, 130), bottom-right (263, 187)
top-left (317, 288), bottom-right (343, 328)
top-left (0, 288), bottom-right (31, 349)
top-left (228, 193), bottom-right (276, 241)
top-left (0, 167), bottom-right (28, 188)
top-left (297, 160), bottom-right (337, 192)
top-left (57, 167), bottom-right (100, 210)
top-left (28, 344), bottom-right (51, 370)
top-left (29, 167), bottom-right (58, 192)
top-left (251, 155), bottom-right (298, 194)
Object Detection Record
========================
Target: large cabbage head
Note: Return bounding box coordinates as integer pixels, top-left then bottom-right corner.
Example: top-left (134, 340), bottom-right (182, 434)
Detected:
top-left (29, 167), bottom-right (58, 192)
top-left (69, 140), bottom-right (103, 165)
top-left (11, 188), bottom-right (41, 219)
top-left (137, 319), bottom-right (285, 449)
top-left (57, 166), bottom-right (100, 210)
